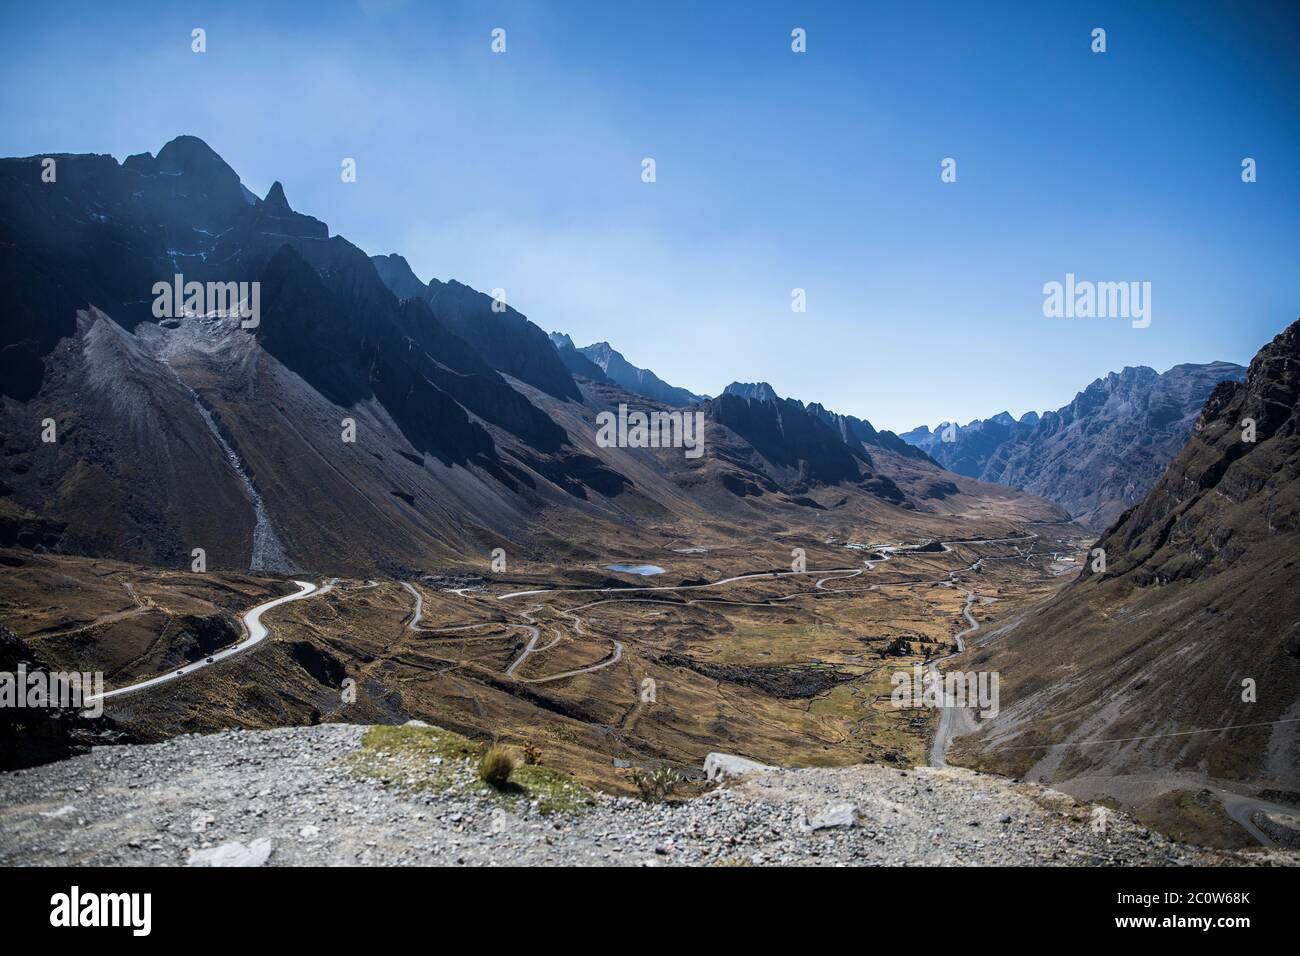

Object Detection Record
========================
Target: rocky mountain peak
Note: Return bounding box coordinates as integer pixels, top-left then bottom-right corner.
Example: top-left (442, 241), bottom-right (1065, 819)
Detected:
top-left (155, 135), bottom-right (240, 186)
top-left (370, 253), bottom-right (429, 302)
top-left (723, 381), bottom-right (780, 404)
top-left (263, 180), bottom-right (291, 210)
top-left (955, 321), bottom-right (1300, 807)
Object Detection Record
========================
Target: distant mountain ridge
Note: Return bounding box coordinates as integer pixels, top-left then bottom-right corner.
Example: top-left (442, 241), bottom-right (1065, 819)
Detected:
top-left (902, 362), bottom-right (1247, 530)
top-left (724, 382), bottom-right (931, 463)
top-left (546, 332), bottom-right (610, 383)
top-left (723, 382), bottom-right (780, 404)
top-left (900, 411), bottom-right (1041, 482)
top-left (573, 340), bottom-right (708, 406)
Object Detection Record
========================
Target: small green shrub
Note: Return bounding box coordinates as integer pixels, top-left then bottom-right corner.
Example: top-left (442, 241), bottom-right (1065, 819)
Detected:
top-left (630, 766), bottom-right (684, 803)
top-left (881, 636), bottom-right (913, 658)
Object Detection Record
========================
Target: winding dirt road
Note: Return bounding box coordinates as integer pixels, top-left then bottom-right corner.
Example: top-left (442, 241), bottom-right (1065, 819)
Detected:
top-left (482, 535), bottom-right (1032, 686)
top-left (86, 579), bottom-right (331, 705)
top-left (929, 590), bottom-right (981, 768)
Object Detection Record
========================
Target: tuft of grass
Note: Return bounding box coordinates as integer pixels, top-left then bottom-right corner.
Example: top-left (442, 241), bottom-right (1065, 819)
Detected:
top-left (478, 744), bottom-right (516, 789)
top-left (521, 741), bottom-right (542, 766)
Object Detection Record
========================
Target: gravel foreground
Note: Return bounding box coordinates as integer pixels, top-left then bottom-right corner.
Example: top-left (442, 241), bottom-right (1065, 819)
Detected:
top-left (1, 723), bottom-right (1294, 867)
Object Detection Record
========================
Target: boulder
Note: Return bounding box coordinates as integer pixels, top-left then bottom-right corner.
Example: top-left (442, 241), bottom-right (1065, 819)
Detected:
top-left (187, 838), bottom-right (273, 867)
top-left (703, 752), bottom-right (772, 783)
top-left (802, 803), bottom-right (861, 831)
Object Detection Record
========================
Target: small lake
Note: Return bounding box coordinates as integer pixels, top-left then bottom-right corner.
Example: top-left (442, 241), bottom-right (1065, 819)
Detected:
top-left (606, 564), bottom-right (665, 576)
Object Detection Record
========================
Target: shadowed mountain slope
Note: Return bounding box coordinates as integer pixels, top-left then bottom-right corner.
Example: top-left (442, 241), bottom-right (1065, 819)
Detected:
top-left (710, 381), bottom-right (934, 489)
top-left (0, 138), bottom-right (626, 571)
top-left (369, 253), bottom-right (581, 401)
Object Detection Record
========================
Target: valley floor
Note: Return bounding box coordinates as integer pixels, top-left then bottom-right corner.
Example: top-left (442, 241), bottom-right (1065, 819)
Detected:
top-left (5, 521), bottom-right (1298, 857)
top-left (1, 525), bottom-right (1083, 796)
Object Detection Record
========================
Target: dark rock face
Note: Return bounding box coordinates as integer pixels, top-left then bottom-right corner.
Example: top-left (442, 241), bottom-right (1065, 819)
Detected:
top-left (369, 254), bottom-right (582, 401)
top-left (259, 244), bottom-right (566, 462)
top-left (370, 253), bottom-right (431, 301)
top-left (166, 614), bottom-right (241, 668)
top-left (577, 341), bottom-right (707, 406)
top-left (922, 480), bottom-right (960, 500)
top-left (262, 238), bottom-right (573, 460)
top-left (516, 449), bottom-right (630, 500)
top-left (0, 624), bottom-right (128, 771)
top-left (903, 364), bottom-right (1247, 530)
top-left (707, 392), bottom-right (863, 485)
top-left (0, 507), bottom-right (66, 550)
top-left (722, 384), bottom-right (928, 464)
top-left (707, 382), bottom-right (930, 495)
top-left (804, 402), bottom-right (933, 463)
top-left (289, 641), bottom-right (348, 688)
top-left (859, 476), bottom-right (908, 505)
top-left (426, 279), bottom-right (582, 401)
top-left (720, 472), bottom-right (765, 497)
top-left (0, 139), bottom-right (250, 399)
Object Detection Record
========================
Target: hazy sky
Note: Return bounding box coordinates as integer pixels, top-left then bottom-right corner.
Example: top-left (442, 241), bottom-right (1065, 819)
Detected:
top-left (2, 1), bottom-right (1298, 431)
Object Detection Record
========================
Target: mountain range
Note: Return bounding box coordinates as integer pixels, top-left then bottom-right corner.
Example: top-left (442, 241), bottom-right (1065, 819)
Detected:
top-left (902, 362), bottom-right (1248, 530)
top-left (900, 411), bottom-right (1041, 477)
top-left (0, 135), bottom-right (1062, 576)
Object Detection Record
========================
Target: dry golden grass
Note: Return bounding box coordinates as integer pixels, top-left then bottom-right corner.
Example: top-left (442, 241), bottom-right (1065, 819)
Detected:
top-left (478, 743), bottom-right (517, 789)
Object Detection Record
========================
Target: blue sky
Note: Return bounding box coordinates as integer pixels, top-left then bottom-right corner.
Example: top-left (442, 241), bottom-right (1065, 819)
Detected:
top-left (2, 0), bottom-right (1297, 431)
